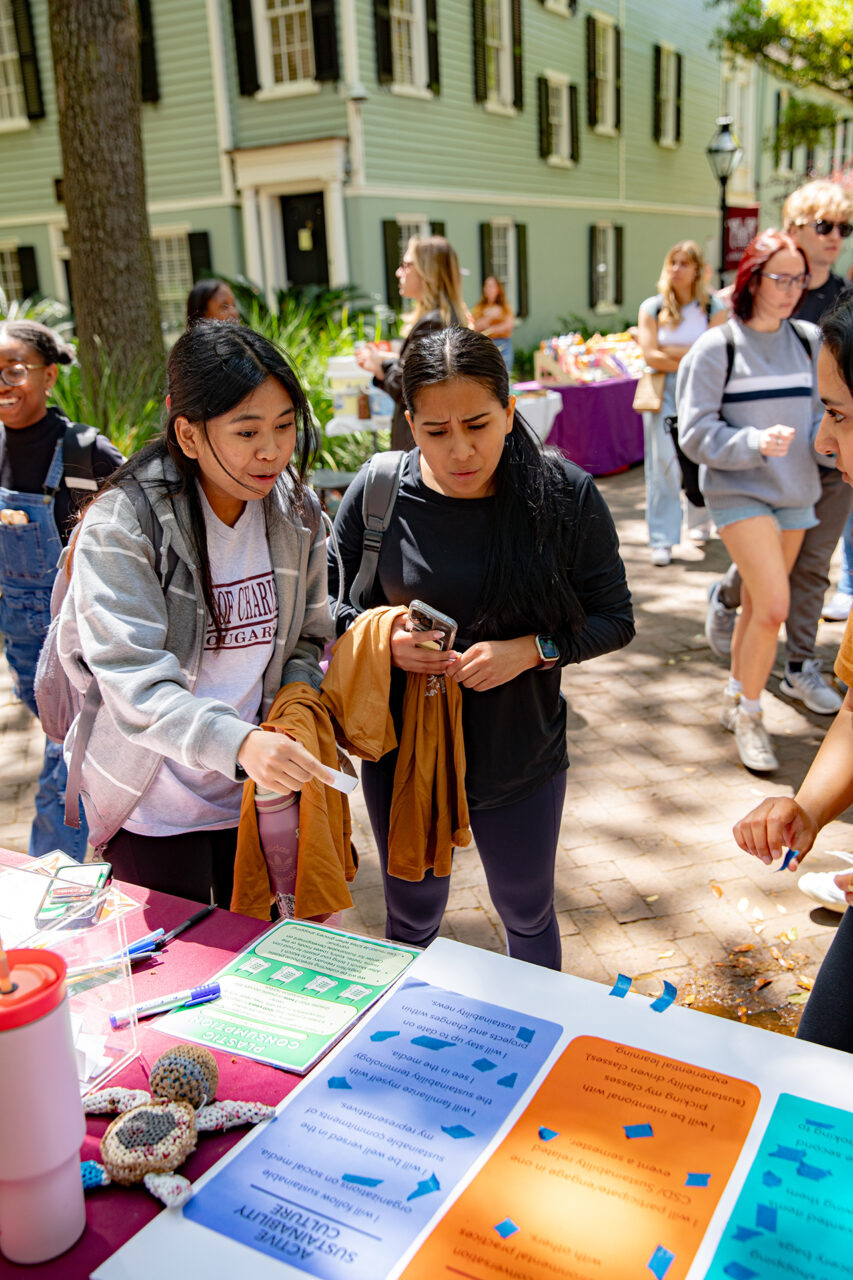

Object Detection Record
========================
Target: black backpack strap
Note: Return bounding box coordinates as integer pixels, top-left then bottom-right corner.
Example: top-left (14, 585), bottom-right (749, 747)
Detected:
top-left (61, 422), bottom-right (100, 493)
top-left (349, 451), bottom-right (406, 613)
top-left (789, 319), bottom-right (816, 363)
top-left (123, 477), bottom-right (179, 589)
top-left (723, 319), bottom-right (736, 385)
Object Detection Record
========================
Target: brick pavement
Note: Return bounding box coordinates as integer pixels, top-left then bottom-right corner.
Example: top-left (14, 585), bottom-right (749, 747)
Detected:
top-left (1, 463), bottom-right (849, 1032)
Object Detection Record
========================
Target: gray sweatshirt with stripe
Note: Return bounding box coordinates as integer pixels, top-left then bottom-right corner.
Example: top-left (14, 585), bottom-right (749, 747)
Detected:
top-left (676, 318), bottom-right (823, 511)
top-left (56, 449), bottom-right (332, 850)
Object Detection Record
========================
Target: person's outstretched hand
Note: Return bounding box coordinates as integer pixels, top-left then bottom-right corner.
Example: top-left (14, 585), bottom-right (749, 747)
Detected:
top-left (732, 795), bottom-right (818, 869)
top-left (237, 729), bottom-right (333, 796)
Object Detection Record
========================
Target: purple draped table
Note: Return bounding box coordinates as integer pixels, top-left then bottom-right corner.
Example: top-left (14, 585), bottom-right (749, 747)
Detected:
top-left (513, 377), bottom-right (644, 476)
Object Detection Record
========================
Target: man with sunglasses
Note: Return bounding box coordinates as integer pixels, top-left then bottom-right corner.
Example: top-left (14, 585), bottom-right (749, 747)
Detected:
top-left (707, 180), bottom-right (853, 732)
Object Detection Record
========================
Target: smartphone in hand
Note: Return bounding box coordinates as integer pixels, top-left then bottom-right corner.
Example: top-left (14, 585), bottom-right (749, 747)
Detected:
top-left (408, 600), bottom-right (458, 652)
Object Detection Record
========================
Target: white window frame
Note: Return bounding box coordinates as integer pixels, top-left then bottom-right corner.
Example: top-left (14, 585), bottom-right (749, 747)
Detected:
top-left (0, 0), bottom-right (28, 132)
top-left (544, 0), bottom-right (572, 14)
top-left (544, 70), bottom-right (573, 168)
top-left (151, 228), bottom-right (194, 337)
top-left (389, 0), bottom-right (431, 99)
top-left (484, 0), bottom-right (514, 116)
top-left (591, 221), bottom-right (617, 314)
top-left (721, 55), bottom-right (755, 196)
top-left (0, 240), bottom-right (21, 302)
top-left (252, 0), bottom-right (320, 101)
top-left (489, 218), bottom-right (517, 313)
top-left (658, 44), bottom-right (678, 149)
top-left (593, 12), bottom-right (617, 136)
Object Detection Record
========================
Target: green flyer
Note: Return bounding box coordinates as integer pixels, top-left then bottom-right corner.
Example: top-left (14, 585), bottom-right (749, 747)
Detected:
top-left (154, 921), bottom-right (419, 1073)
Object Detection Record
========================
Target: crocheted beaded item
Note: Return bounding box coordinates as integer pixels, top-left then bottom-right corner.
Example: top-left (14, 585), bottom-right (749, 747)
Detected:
top-left (150, 1044), bottom-right (219, 1109)
top-left (101, 1100), bottom-right (197, 1186)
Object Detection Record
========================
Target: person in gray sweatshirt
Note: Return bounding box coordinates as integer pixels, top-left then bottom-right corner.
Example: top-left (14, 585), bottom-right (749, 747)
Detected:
top-left (56, 323), bottom-right (334, 906)
top-left (677, 229), bottom-right (823, 775)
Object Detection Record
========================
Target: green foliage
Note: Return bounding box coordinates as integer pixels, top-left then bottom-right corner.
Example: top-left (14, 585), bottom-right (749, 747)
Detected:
top-left (557, 311), bottom-right (634, 341)
top-left (771, 96), bottom-right (837, 157)
top-left (51, 346), bottom-right (165, 459)
top-left (0, 289), bottom-right (72, 331)
top-left (711, 0), bottom-right (853, 99)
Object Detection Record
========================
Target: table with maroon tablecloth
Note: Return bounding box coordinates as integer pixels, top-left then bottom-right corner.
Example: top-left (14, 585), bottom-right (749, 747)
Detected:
top-left (513, 377), bottom-right (644, 475)
top-left (3, 866), bottom-right (297, 1279)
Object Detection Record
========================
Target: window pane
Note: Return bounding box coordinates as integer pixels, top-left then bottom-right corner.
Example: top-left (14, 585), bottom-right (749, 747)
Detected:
top-left (0, 247), bottom-right (22, 300)
top-left (390, 0), bottom-right (417, 87)
top-left (266, 0), bottom-right (314, 85)
top-left (151, 235), bottom-right (194, 333)
top-left (0, 0), bottom-right (26, 122)
top-left (485, 0), bottom-right (505, 102)
top-left (548, 82), bottom-right (568, 158)
top-left (491, 225), bottom-right (510, 287)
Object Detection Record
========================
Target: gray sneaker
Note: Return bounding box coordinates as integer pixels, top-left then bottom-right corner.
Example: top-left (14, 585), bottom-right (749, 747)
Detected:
top-left (719, 689), bottom-right (740, 731)
top-left (733, 707), bottom-right (778, 772)
top-left (705, 581), bottom-right (737, 659)
top-left (779, 659), bottom-right (843, 715)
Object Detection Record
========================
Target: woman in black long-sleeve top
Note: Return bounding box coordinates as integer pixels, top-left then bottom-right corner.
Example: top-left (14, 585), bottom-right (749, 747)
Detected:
top-left (356, 235), bottom-right (469, 450)
top-left (330, 328), bottom-right (634, 971)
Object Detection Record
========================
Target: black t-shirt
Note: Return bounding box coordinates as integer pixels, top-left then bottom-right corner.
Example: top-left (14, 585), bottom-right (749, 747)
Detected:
top-left (795, 272), bottom-right (853, 325)
top-left (329, 449), bottom-right (634, 809)
top-left (0, 407), bottom-right (124, 543)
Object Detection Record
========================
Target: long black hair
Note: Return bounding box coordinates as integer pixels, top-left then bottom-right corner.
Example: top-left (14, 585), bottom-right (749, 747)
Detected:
top-left (97, 322), bottom-right (319, 647)
top-left (186, 279), bottom-right (230, 326)
top-left (822, 295), bottom-right (853, 396)
top-left (401, 327), bottom-right (585, 640)
top-left (0, 319), bottom-right (75, 365)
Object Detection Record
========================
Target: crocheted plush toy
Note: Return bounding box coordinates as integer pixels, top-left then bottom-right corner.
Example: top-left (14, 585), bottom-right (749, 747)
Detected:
top-left (81, 1044), bottom-right (274, 1208)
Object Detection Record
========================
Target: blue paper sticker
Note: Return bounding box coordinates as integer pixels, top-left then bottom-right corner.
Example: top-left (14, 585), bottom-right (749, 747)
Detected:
top-left (778, 848), bottom-right (799, 872)
top-left (624, 1123), bottom-right (654, 1139)
top-left (647, 1244), bottom-right (675, 1279)
top-left (538, 1127), bottom-right (559, 1142)
top-left (494, 1218), bottom-right (520, 1239)
top-left (497, 1072), bottom-right (518, 1089)
top-left (327, 1076), bottom-right (351, 1090)
top-left (609, 973), bottom-right (632, 998)
top-left (472, 1058), bottom-right (497, 1072)
top-left (516, 1027), bottom-right (535, 1043)
top-left (650, 981), bottom-right (677, 1012)
top-left (185, 981), bottom-right (562, 1279)
top-left (685, 1171), bottom-right (711, 1187)
top-left (706, 1094), bottom-right (853, 1280)
top-left (369, 1030), bottom-right (399, 1042)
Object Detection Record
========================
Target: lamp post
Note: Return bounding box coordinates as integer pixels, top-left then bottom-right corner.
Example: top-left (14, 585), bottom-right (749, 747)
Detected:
top-left (706, 116), bottom-right (744, 289)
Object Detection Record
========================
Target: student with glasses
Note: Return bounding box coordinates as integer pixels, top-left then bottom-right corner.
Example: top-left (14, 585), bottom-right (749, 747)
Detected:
top-left (0, 321), bottom-right (123, 860)
top-left (677, 229), bottom-right (824, 773)
top-left (707, 182), bottom-right (853, 718)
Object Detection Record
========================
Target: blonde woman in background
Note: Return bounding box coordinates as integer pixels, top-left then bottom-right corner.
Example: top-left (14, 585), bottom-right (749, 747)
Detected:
top-left (356, 235), bottom-right (470, 449)
top-left (637, 240), bottom-right (728, 566)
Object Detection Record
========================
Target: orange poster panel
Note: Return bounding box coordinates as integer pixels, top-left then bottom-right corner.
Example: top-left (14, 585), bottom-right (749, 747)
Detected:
top-left (401, 1035), bottom-right (760, 1280)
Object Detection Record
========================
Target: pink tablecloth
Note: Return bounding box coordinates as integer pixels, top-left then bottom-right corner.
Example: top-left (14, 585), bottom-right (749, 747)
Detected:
top-left (5, 872), bottom-right (293, 1279)
top-left (514, 378), bottom-right (644, 476)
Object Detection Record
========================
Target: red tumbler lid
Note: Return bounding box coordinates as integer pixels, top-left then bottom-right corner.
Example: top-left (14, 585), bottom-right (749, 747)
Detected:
top-left (0, 949), bottom-right (66, 1031)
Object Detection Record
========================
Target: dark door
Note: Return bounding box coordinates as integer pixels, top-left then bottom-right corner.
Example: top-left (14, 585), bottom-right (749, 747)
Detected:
top-left (281, 192), bottom-right (329, 288)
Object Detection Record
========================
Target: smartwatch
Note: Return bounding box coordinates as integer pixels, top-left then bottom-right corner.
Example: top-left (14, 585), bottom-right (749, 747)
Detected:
top-left (534, 635), bottom-right (560, 671)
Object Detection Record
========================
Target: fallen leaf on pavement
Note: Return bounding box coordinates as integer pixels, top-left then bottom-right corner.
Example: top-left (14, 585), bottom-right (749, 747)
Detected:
top-left (732, 944), bottom-right (755, 953)
top-left (753, 924), bottom-right (766, 934)
top-left (737, 898), bottom-right (750, 913)
top-left (751, 977), bottom-right (772, 992)
top-left (789, 925), bottom-right (798, 940)
top-left (658, 950), bottom-right (675, 958)
top-left (787, 992), bottom-right (808, 1004)
top-left (770, 946), bottom-right (795, 969)
top-left (750, 908), bottom-right (765, 921)
top-left (645, 895), bottom-right (659, 903)
top-left (796, 976), bottom-right (813, 991)
top-left (710, 882), bottom-right (723, 898)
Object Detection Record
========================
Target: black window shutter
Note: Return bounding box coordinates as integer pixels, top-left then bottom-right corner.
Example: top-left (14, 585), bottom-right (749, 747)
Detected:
top-left (652, 45), bottom-right (661, 142)
top-left (614, 25), bottom-right (621, 131)
top-left (231, 0), bottom-right (259, 96)
top-left (480, 223), bottom-right (493, 281)
top-left (614, 225), bottom-right (624, 306)
top-left (472, 0), bottom-right (487, 103)
top-left (188, 232), bottom-right (213, 281)
top-left (675, 52), bottom-right (682, 143)
top-left (516, 223), bottom-right (528, 318)
top-left (511, 0), bottom-right (523, 110)
top-left (569, 83), bottom-right (579, 162)
top-left (588, 225), bottom-right (597, 309)
top-left (426, 0), bottom-right (439, 94)
top-left (773, 90), bottom-right (782, 166)
top-left (538, 76), bottom-right (552, 158)
top-left (586, 15), bottom-right (597, 128)
top-left (138, 0), bottom-right (159, 103)
top-left (11, 0), bottom-right (44, 120)
top-left (17, 246), bottom-right (39, 298)
top-left (382, 220), bottom-right (401, 309)
top-left (311, 0), bottom-right (340, 82)
top-left (374, 0), bottom-right (393, 85)
top-left (430, 220), bottom-right (446, 237)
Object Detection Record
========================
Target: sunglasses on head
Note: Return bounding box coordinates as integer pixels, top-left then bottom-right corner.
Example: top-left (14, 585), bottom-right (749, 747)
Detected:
top-left (810, 219), bottom-right (853, 238)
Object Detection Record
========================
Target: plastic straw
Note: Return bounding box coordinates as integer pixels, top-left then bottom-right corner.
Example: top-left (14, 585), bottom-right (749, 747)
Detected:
top-left (0, 930), bottom-right (15, 995)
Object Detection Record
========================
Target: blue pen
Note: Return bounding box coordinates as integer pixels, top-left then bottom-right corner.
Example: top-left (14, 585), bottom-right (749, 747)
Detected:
top-left (109, 981), bottom-right (221, 1028)
top-left (105, 928), bottom-right (165, 962)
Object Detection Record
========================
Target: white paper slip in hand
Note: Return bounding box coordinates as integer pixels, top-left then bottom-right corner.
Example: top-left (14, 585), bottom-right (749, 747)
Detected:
top-left (323, 766), bottom-right (359, 794)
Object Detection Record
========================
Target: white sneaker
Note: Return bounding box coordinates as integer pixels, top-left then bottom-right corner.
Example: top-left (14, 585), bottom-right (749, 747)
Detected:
top-left (705, 580), bottom-right (737, 659)
top-left (719, 689), bottom-right (740, 731)
top-left (798, 851), bottom-right (853, 913)
top-left (733, 706), bottom-right (778, 772)
top-left (823, 591), bottom-right (853, 622)
top-left (651, 546), bottom-right (671, 567)
top-left (779, 659), bottom-right (843, 715)
top-left (688, 522), bottom-right (712, 544)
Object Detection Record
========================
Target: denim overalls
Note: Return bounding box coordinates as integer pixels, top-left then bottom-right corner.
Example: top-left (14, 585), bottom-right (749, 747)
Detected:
top-left (0, 432), bottom-right (88, 859)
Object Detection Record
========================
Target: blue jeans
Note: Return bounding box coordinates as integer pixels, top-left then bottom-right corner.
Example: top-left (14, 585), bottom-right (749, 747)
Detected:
top-left (643, 375), bottom-right (683, 548)
top-left (839, 506), bottom-right (853, 597)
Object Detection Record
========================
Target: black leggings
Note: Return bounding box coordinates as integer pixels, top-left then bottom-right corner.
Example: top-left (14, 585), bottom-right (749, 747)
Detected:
top-left (796, 907), bottom-right (853, 1054)
top-left (104, 826), bottom-right (238, 907)
top-left (361, 760), bottom-right (566, 971)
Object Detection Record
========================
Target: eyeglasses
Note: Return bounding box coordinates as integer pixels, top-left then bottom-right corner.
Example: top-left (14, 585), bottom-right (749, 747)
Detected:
top-left (809, 219), bottom-right (853, 238)
top-left (760, 272), bottom-right (811, 291)
top-left (0, 362), bottom-right (45, 387)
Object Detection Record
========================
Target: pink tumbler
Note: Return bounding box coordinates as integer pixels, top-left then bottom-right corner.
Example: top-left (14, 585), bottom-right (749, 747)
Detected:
top-left (0, 948), bottom-right (86, 1264)
top-left (255, 787), bottom-right (343, 927)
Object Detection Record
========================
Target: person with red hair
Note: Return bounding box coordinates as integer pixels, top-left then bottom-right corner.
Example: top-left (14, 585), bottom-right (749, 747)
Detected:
top-left (677, 229), bottom-right (823, 773)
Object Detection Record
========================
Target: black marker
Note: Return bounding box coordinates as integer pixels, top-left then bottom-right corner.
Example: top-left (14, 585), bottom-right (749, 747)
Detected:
top-left (155, 904), bottom-right (215, 948)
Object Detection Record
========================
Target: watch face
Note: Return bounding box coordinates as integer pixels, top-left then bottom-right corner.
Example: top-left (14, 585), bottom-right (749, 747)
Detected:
top-left (538, 636), bottom-right (560, 661)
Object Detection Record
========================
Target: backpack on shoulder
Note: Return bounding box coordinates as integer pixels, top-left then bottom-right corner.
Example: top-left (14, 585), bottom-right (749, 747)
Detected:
top-left (34, 480), bottom-right (179, 828)
top-left (348, 450), bottom-right (406, 613)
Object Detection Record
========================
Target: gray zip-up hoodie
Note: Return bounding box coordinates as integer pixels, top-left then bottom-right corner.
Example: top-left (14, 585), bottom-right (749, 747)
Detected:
top-left (676, 318), bottom-right (823, 510)
top-left (57, 449), bottom-right (333, 850)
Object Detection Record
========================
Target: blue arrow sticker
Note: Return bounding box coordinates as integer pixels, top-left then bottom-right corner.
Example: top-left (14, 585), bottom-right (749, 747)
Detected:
top-left (441, 1124), bottom-right (474, 1140)
top-left (732, 1226), bottom-right (761, 1242)
top-left (769, 1145), bottom-right (806, 1162)
top-left (411, 1035), bottom-right (455, 1051)
top-left (370, 1030), bottom-right (399, 1042)
top-left (327, 1076), bottom-right (351, 1090)
top-left (538, 1127), bottom-right (559, 1142)
top-left (624, 1123), bottom-right (654, 1139)
top-left (497, 1072), bottom-right (518, 1089)
top-left (755, 1204), bottom-right (777, 1233)
top-left (342, 1174), bottom-right (383, 1187)
top-left (778, 848), bottom-right (799, 872)
top-left (494, 1218), bottom-right (519, 1239)
top-left (686, 1172), bottom-right (711, 1187)
top-left (723, 1264), bottom-right (758, 1280)
top-left (407, 1173), bottom-right (440, 1201)
top-left (650, 981), bottom-right (677, 1012)
top-left (516, 1027), bottom-right (535, 1043)
top-left (798, 1160), bottom-right (831, 1181)
top-left (472, 1058), bottom-right (497, 1072)
top-left (647, 1245), bottom-right (675, 1280)
top-left (761, 1170), bottom-right (782, 1187)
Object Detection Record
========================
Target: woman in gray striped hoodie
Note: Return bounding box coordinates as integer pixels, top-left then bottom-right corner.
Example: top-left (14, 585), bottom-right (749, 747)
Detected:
top-left (56, 323), bottom-right (334, 905)
top-left (678, 230), bottom-right (823, 775)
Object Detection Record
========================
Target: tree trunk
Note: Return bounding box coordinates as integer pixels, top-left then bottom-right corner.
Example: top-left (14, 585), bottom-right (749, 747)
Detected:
top-left (48, 0), bottom-right (163, 401)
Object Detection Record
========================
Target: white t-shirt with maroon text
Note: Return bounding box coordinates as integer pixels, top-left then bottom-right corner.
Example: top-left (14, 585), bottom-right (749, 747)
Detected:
top-left (125, 489), bottom-right (278, 836)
